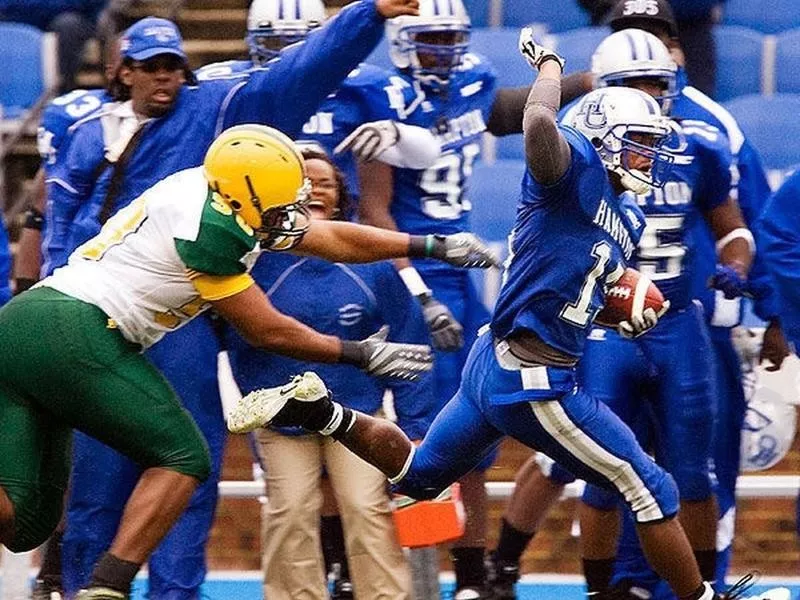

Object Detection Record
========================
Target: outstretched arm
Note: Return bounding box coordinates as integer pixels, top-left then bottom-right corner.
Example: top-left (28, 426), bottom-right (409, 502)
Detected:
top-left (518, 29), bottom-right (572, 185)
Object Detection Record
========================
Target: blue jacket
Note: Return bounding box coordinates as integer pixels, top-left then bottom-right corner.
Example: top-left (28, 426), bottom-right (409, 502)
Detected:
top-left (757, 170), bottom-right (800, 349)
top-left (226, 253), bottom-right (437, 440)
top-left (43, 0), bottom-right (386, 274)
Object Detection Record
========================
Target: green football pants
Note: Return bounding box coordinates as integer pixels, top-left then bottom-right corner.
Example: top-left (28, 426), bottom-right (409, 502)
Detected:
top-left (0, 287), bottom-right (211, 551)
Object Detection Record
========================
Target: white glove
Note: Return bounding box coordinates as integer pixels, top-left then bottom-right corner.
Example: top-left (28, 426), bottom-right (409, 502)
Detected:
top-left (334, 120), bottom-right (400, 162)
top-left (618, 300), bottom-right (670, 339)
top-left (518, 26), bottom-right (565, 71)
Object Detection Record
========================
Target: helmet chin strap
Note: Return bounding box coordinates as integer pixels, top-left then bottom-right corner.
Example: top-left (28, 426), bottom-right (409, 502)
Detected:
top-left (616, 167), bottom-right (653, 195)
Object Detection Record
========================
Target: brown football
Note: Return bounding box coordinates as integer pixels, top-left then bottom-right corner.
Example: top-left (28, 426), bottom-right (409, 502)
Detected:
top-left (595, 268), bottom-right (666, 327)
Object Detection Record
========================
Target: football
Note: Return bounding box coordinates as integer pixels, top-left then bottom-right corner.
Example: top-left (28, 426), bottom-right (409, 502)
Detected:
top-left (595, 268), bottom-right (667, 327)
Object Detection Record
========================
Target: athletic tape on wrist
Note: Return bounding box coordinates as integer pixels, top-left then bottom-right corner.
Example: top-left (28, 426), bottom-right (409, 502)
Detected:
top-left (715, 227), bottom-right (755, 255)
top-left (398, 267), bottom-right (431, 297)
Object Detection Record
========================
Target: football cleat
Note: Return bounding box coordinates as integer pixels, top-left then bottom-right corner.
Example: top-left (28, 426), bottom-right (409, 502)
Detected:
top-left (74, 588), bottom-right (127, 600)
top-left (227, 372), bottom-right (329, 433)
top-left (454, 586), bottom-right (492, 600)
top-left (485, 551), bottom-right (519, 599)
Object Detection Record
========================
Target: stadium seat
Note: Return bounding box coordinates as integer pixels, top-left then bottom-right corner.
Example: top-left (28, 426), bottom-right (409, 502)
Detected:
top-left (471, 28), bottom-right (533, 88)
top-left (713, 26), bottom-right (765, 101)
top-left (722, 0), bottom-right (800, 34)
top-left (724, 94), bottom-right (800, 171)
top-left (469, 159), bottom-right (524, 243)
top-left (364, 36), bottom-right (393, 71)
top-left (502, 0), bottom-right (590, 32)
top-left (549, 26), bottom-right (608, 75)
top-left (463, 0), bottom-right (490, 27)
top-left (776, 28), bottom-right (800, 94)
top-left (0, 23), bottom-right (57, 122)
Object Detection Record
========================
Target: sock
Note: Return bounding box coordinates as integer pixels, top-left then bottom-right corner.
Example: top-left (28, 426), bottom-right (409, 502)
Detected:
top-left (321, 515), bottom-right (349, 580)
top-left (37, 531), bottom-right (63, 586)
top-left (680, 582), bottom-right (713, 600)
top-left (496, 518), bottom-right (534, 565)
top-left (89, 552), bottom-right (140, 595)
top-left (582, 557), bottom-right (615, 593)
top-left (694, 549), bottom-right (717, 583)
top-left (451, 546), bottom-right (486, 590)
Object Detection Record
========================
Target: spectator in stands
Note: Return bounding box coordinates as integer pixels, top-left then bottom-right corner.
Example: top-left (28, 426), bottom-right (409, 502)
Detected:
top-left (578, 0), bottom-right (722, 97)
top-left (227, 148), bottom-right (435, 600)
top-left (0, 0), bottom-right (107, 92)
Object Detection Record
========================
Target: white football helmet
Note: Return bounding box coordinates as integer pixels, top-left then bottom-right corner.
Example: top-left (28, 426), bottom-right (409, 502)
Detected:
top-left (386, 0), bottom-right (471, 88)
top-left (246, 0), bottom-right (326, 65)
top-left (591, 29), bottom-right (678, 113)
top-left (740, 395), bottom-right (797, 472)
top-left (568, 87), bottom-right (674, 194)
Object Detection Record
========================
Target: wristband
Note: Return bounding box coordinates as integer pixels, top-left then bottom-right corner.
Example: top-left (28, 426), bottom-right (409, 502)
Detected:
top-left (398, 266), bottom-right (431, 297)
top-left (408, 234), bottom-right (436, 258)
top-left (23, 208), bottom-right (44, 231)
top-left (716, 227), bottom-right (755, 255)
top-left (339, 340), bottom-right (366, 367)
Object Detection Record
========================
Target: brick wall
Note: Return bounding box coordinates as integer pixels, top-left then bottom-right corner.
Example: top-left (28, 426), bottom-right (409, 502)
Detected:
top-left (207, 433), bottom-right (800, 575)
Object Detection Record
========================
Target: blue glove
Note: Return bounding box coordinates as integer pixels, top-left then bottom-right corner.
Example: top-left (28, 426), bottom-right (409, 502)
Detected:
top-left (710, 264), bottom-right (748, 300)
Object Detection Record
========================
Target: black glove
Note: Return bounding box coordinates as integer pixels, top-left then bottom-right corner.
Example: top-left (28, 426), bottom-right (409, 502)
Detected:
top-left (419, 294), bottom-right (464, 351)
top-left (411, 233), bottom-right (501, 269)
top-left (340, 325), bottom-right (433, 380)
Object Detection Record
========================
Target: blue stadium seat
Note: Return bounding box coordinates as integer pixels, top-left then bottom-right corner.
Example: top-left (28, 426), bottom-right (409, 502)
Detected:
top-left (364, 36), bottom-right (393, 71)
top-left (550, 26), bottom-right (608, 75)
top-left (503, 0), bottom-right (590, 32)
top-left (463, 0), bottom-right (489, 27)
top-left (722, 0), bottom-right (800, 34)
top-left (471, 28), bottom-right (533, 87)
top-left (496, 134), bottom-right (524, 161)
top-left (469, 159), bottom-right (524, 243)
top-left (724, 94), bottom-right (800, 170)
top-left (776, 28), bottom-right (800, 94)
top-left (713, 26), bottom-right (765, 101)
top-left (0, 23), bottom-right (57, 120)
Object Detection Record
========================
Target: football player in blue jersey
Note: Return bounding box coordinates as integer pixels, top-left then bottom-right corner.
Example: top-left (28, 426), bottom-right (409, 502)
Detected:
top-left (356, 3), bottom-right (592, 594)
top-left (235, 29), bottom-right (739, 600)
top-left (38, 5), bottom-right (426, 599)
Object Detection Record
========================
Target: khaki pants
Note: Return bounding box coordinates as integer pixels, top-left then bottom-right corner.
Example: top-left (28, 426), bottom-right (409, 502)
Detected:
top-left (257, 428), bottom-right (412, 600)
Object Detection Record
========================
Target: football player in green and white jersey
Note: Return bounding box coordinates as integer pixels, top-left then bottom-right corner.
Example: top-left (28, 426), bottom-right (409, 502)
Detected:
top-left (0, 124), bottom-right (497, 600)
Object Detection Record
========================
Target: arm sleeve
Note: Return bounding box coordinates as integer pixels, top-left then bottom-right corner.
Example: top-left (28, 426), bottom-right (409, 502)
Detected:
top-left (223, 0), bottom-right (385, 137)
top-left (375, 123), bottom-right (441, 169)
top-left (42, 133), bottom-right (102, 275)
top-left (523, 76), bottom-right (572, 184)
top-left (373, 265), bottom-right (437, 439)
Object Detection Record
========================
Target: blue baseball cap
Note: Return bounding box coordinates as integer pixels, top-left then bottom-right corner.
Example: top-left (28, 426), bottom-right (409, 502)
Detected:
top-left (121, 17), bottom-right (187, 62)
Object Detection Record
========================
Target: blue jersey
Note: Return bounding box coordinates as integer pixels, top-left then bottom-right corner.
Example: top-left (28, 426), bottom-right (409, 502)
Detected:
top-left (758, 170), bottom-right (800, 348)
top-left (299, 63), bottom-right (424, 201)
top-left (37, 89), bottom-right (109, 173)
top-left (491, 126), bottom-right (646, 358)
top-left (44, 0), bottom-right (386, 274)
top-left (226, 252), bottom-right (436, 439)
top-left (671, 70), bottom-right (777, 323)
top-left (632, 121), bottom-right (732, 309)
top-left (389, 53), bottom-right (497, 239)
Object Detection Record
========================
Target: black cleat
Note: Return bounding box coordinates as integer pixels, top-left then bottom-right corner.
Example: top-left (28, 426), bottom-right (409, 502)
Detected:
top-left (485, 551), bottom-right (519, 599)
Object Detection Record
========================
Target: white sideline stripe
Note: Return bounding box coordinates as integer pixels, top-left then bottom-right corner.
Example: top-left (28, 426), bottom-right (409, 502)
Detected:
top-left (217, 474), bottom-right (800, 499)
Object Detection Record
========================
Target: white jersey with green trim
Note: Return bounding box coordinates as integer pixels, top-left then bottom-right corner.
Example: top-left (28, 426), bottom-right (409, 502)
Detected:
top-left (40, 167), bottom-right (261, 348)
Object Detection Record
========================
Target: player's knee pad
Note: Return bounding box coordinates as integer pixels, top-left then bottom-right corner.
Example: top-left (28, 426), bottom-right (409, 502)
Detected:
top-left (5, 484), bottom-right (63, 552)
top-left (582, 484), bottom-right (617, 511)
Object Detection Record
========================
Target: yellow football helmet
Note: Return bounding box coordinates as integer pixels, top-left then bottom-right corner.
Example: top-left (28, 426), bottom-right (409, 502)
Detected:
top-left (203, 124), bottom-right (311, 249)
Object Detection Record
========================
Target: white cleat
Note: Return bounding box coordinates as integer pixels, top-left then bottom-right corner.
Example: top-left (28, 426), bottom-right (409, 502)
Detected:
top-left (227, 372), bottom-right (329, 433)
